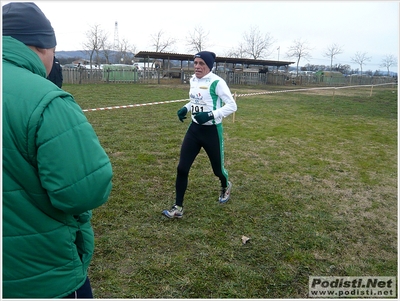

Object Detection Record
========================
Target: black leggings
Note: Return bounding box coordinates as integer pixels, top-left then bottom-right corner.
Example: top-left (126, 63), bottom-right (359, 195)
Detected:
top-left (63, 277), bottom-right (93, 298)
top-left (175, 122), bottom-right (228, 206)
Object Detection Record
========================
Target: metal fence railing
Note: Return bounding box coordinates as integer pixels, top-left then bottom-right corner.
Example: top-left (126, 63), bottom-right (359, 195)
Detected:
top-left (62, 68), bottom-right (397, 86)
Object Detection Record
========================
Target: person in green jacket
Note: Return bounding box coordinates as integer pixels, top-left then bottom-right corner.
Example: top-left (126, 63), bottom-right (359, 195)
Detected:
top-left (2, 2), bottom-right (113, 298)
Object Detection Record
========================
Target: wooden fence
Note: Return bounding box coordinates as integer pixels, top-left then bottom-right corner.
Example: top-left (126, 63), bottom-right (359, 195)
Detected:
top-left (62, 68), bottom-right (397, 86)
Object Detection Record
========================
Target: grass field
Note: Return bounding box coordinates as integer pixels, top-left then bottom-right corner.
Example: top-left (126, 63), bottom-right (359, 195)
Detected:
top-left (64, 83), bottom-right (398, 298)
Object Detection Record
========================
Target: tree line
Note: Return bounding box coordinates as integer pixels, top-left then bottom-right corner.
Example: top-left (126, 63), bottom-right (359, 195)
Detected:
top-left (69, 23), bottom-right (397, 76)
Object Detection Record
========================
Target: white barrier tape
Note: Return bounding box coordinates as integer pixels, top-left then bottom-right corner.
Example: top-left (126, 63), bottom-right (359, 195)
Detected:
top-left (235, 83), bottom-right (395, 97)
top-left (82, 98), bottom-right (189, 112)
top-left (82, 83), bottom-right (395, 112)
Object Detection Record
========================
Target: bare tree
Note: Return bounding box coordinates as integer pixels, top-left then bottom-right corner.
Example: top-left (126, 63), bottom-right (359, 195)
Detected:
top-left (225, 43), bottom-right (247, 58)
top-left (102, 41), bottom-right (114, 64)
top-left (334, 63), bottom-right (351, 74)
top-left (150, 30), bottom-right (176, 52)
top-left (380, 54), bottom-right (397, 76)
top-left (242, 25), bottom-right (275, 59)
top-left (118, 38), bottom-right (136, 64)
top-left (351, 51), bottom-right (371, 75)
top-left (323, 43), bottom-right (343, 71)
top-left (82, 24), bottom-right (107, 69)
top-left (186, 25), bottom-right (211, 53)
top-left (286, 39), bottom-right (313, 76)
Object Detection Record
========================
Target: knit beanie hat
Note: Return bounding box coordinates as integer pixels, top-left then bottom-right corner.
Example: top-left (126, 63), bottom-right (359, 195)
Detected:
top-left (2, 2), bottom-right (57, 49)
top-left (194, 51), bottom-right (216, 71)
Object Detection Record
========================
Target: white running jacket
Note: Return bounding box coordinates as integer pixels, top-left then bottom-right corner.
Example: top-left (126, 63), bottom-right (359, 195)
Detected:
top-left (184, 72), bottom-right (237, 125)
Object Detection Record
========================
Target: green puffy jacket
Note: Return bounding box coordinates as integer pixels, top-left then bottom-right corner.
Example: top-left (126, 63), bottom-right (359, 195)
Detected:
top-left (2, 36), bottom-right (113, 298)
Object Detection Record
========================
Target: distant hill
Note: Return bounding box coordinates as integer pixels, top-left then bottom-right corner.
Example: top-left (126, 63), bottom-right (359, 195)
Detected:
top-left (56, 50), bottom-right (88, 59)
top-left (56, 50), bottom-right (135, 64)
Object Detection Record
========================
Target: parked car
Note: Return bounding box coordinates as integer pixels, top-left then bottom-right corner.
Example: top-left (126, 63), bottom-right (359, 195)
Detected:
top-left (234, 64), bottom-right (243, 71)
top-left (213, 66), bottom-right (231, 73)
top-left (62, 63), bottom-right (77, 68)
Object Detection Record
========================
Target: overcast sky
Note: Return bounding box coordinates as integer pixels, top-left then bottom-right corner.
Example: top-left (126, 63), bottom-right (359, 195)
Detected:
top-left (3, 1), bottom-right (399, 71)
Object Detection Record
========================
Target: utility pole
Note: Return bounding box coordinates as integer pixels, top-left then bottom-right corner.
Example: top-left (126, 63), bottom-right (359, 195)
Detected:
top-left (113, 21), bottom-right (119, 51)
top-left (277, 46), bottom-right (280, 72)
top-left (113, 21), bottom-right (120, 64)
top-left (277, 46), bottom-right (280, 61)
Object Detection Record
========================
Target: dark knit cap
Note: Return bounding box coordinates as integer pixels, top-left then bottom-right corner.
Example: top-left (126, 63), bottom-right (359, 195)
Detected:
top-left (194, 51), bottom-right (216, 71)
top-left (2, 2), bottom-right (57, 49)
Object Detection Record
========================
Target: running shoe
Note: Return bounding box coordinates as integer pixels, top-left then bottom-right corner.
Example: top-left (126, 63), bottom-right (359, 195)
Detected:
top-left (162, 205), bottom-right (183, 218)
top-left (219, 181), bottom-right (232, 204)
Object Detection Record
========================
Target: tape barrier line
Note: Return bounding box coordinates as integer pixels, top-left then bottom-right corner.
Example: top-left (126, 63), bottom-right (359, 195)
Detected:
top-left (82, 99), bottom-right (190, 112)
top-left (82, 83), bottom-right (395, 113)
top-left (235, 83), bottom-right (394, 97)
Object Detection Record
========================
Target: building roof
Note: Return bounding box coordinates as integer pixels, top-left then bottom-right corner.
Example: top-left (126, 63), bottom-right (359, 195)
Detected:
top-left (135, 51), bottom-right (294, 68)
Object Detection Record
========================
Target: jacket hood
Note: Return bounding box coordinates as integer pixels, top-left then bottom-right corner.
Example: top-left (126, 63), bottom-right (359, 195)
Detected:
top-left (2, 35), bottom-right (47, 78)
